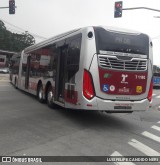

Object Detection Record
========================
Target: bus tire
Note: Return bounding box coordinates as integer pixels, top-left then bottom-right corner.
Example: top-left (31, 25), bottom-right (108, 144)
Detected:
top-left (37, 84), bottom-right (45, 103)
top-left (47, 86), bottom-right (55, 108)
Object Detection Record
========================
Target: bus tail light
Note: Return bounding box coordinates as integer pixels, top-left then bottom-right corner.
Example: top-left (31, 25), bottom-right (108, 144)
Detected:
top-left (147, 80), bottom-right (153, 102)
top-left (83, 70), bottom-right (95, 100)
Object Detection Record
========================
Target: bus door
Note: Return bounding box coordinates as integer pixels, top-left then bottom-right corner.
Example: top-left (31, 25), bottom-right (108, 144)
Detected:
top-left (55, 45), bottom-right (67, 103)
top-left (25, 56), bottom-right (31, 89)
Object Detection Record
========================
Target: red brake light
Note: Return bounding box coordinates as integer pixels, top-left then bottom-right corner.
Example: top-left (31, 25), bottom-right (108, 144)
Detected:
top-left (147, 79), bottom-right (153, 102)
top-left (83, 70), bottom-right (95, 100)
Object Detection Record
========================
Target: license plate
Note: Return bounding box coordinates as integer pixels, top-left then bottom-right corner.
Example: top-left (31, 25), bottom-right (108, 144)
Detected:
top-left (114, 106), bottom-right (132, 110)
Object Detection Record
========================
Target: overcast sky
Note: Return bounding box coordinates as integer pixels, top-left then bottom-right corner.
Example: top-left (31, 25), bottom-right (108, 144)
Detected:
top-left (0, 0), bottom-right (160, 65)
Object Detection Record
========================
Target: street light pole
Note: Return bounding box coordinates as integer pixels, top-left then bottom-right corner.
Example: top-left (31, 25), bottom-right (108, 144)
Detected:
top-left (0, 7), bottom-right (9, 9)
top-left (154, 16), bottom-right (160, 18)
top-left (123, 7), bottom-right (160, 12)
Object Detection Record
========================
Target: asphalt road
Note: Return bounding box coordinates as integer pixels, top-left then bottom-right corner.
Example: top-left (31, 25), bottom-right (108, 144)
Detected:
top-left (0, 74), bottom-right (160, 165)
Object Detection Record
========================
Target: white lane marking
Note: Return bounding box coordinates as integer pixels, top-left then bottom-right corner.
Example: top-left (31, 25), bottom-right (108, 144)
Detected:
top-left (151, 125), bottom-right (160, 132)
top-left (152, 94), bottom-right (156, 96)
top-left (142, 131), bottom-right (160, 143)
top-left (156, 95), bottom-right (160, 98)
top-left (111, 151), bottom-right (136, 165)
top-left (128, 139), bottom-right (160, 156)
top-left (158, 121), bottom-right (160, 124)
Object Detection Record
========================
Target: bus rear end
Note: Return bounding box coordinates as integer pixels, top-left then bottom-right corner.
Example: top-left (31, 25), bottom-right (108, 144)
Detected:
top-left (82, 26), bottom-right (153, 112)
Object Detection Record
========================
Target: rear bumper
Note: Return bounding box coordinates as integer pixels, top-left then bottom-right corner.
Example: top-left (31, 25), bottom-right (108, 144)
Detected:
top-left (96, 97), bottom-right (151, 112)
top-left (80, 96), bottom-right (151, 112)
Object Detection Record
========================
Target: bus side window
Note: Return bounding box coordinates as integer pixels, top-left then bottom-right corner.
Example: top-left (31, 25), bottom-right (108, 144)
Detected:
top-left (66, 36), bottom-right (82, 83)
top-left (22, 62), bottom-right (27, 76)
top-left (47, 45), bottom-right (57, 80)
top-left (10, 54), bottom-right (20, 75)
top-left (22, 54), bottom-right (28, 76)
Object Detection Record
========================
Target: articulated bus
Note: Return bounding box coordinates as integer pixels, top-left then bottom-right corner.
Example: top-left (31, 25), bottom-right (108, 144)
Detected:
top-left (10, 26), bottom-right (153, 113)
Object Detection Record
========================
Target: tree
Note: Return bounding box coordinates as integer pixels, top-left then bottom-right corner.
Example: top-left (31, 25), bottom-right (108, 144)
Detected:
top-left (153, 65), bottom-right (160, 73)
top-left (0, 20), bottom-right (6, 30)
top-left (0, 20), bottom-right (35, 52)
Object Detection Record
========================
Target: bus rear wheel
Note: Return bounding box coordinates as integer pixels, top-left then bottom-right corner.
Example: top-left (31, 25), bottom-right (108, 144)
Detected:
top-left (47, 86), bottom-right (54, 108)
top-left (37, 84), bottom-right (44, 103)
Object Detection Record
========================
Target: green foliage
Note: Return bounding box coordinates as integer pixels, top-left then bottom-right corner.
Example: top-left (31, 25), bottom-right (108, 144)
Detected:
top-left (0, 20), bottom-right (35, 52)
top-left (153, 65), bottom-right (160, 73)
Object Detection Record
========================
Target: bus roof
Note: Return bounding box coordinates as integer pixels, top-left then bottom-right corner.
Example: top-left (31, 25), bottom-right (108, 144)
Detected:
top-left (24, 26), bottom-right (149, 54)
top-left (24, 28), bottom-right (81, 53)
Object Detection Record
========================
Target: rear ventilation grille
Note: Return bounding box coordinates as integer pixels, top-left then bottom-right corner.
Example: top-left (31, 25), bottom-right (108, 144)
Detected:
top-left (98, 55), bottom-right (147, 71)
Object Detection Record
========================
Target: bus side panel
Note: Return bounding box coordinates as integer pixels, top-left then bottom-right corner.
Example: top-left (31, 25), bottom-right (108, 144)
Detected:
top-left (64, 27), bottom-right (98, 109)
